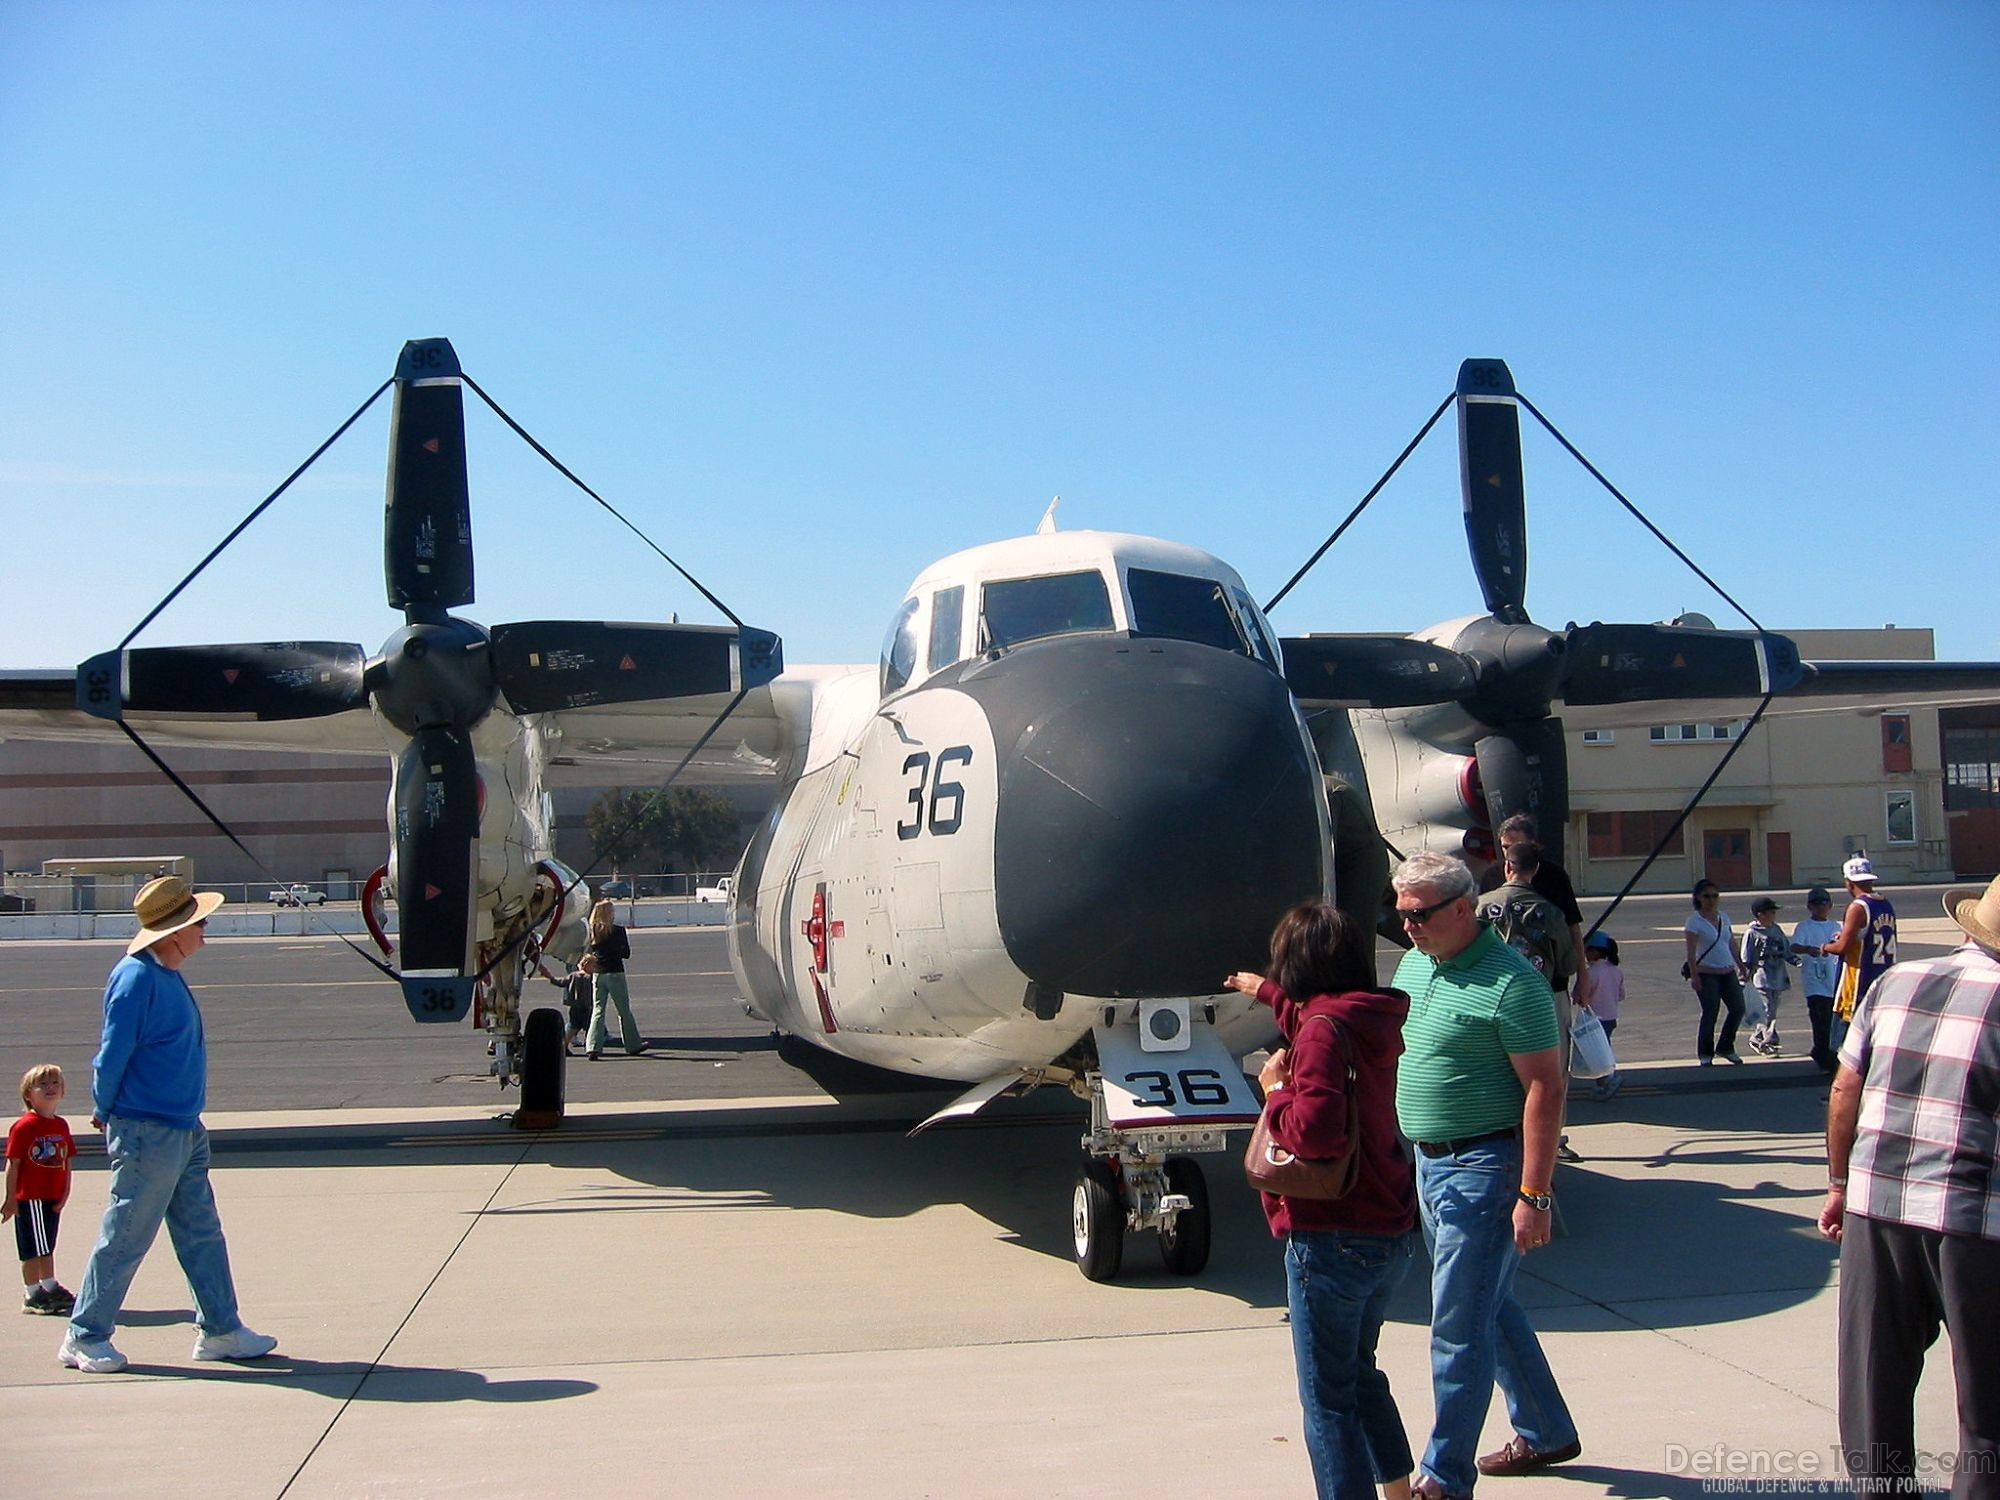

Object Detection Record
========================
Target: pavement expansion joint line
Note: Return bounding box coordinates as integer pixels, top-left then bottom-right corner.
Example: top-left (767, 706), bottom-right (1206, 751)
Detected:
top-left (452, 1317), bottom-right (1296, 1375)
top-left (274, 1131), bottom-right (537, 1500)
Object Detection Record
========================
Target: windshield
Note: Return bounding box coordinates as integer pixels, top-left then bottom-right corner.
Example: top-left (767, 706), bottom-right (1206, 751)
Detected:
top-left (1128, 568), bottom-right (1265, 660)
top-left (980, 571), bottom-right (1114, 651)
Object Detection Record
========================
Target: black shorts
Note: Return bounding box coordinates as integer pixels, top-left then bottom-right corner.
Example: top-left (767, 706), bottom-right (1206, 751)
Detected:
top-left (14, 1199), bottom-right (60, 1261)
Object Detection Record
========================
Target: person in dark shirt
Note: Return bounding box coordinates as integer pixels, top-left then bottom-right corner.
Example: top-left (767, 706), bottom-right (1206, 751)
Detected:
top-left (1478, 814), bottom-right (1590, 1009)
top-left (1227, 902), bottom-right (1416, 1500)
top-left (582, 899), bottom-right (645, 1060)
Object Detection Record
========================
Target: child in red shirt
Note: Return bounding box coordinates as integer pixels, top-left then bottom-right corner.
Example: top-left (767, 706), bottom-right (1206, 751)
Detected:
top-left (5, 1064), bottom-right (76, 1315)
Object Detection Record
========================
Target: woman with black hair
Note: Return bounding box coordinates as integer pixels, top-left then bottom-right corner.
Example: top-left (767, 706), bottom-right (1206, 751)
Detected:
top-left (1226, 903), bottom-right (1416, 1500)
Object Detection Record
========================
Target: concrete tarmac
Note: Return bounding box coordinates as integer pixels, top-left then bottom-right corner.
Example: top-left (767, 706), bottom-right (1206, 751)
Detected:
top-left (0, 889), bottom-right (1977, 1496)
top-left (0, 1065), bottom-right (1968, 1499)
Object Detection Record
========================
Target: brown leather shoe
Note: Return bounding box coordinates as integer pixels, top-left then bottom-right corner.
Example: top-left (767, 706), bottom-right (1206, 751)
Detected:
top-left (1476, 1435), bottom-right (1582, 1476)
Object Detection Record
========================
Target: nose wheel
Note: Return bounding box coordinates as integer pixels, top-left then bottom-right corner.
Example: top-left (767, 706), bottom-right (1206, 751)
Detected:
top-left (1072, 1157), bottom-right (1124, 1281)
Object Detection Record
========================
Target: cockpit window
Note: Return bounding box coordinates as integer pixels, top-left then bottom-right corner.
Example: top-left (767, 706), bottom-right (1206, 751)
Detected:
top-left (1231, 586), bottom-right (1280, 668)
top-left (879, 596), bottom-right (921, 698)
top-left (1128, 568), bottom-right (1267, 661)
top-left (979, 571), bottom-right (1114, 652)
top-left (928, 585), bottom-right (964, 672)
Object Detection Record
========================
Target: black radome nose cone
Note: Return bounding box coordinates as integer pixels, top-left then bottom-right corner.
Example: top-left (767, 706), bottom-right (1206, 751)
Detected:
top-left (958, 636), bottom-right (1326, 998)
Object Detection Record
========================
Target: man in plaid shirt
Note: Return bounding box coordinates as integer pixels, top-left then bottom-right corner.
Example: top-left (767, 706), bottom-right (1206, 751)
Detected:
top-left (1820, 874), bottom-right (2000, 1499)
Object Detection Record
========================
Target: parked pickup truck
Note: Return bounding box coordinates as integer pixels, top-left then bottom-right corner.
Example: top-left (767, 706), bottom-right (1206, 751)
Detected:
top-left (695, 876), bottom-right (733, 904)
top-left (270, 886), bottom-right (328, 907)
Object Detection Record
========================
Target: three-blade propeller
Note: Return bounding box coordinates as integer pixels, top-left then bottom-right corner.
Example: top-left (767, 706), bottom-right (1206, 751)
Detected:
top-left (77, 338), bottom-right (783, 1019)
top-left (1283, 358), bottom-right (1802, 840)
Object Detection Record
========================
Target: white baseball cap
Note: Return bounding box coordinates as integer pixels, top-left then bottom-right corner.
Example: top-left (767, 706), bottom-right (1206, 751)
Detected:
top-left (1842, 856), bottom-right (1878, 885)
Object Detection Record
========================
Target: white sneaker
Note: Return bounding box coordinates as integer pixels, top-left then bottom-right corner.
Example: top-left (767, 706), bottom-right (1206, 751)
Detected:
top-left (193, 1325), bottom-right (278, 1361)
top-left (58, 1334), bottom-right (128, 1373)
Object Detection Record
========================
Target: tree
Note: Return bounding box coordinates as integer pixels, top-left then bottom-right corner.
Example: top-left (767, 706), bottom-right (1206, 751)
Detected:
top-left (584, 790), bottom-right (667, 870)
top-left (660, 787), bottom-right (741, 870)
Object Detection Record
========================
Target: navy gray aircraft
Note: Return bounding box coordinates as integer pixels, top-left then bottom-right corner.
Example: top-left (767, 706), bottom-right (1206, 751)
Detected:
top-left (5, 343), bottom-right (1996, 1279)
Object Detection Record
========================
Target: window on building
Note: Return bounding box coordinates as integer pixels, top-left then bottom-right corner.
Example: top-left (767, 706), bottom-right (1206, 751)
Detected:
top-left (1944, 722), bottom-right (2000, 807)
top-left (1649, 722), bottom-right (1744, 743)
top-left (1881, 713), bottom-right (1912, 774)
top-left (1884, 788), bottom-right (1916, 846)
top-left (1580, 729), bottom-right (1615, 746)
top-left (1587, 810), bottom-right (1686, 859)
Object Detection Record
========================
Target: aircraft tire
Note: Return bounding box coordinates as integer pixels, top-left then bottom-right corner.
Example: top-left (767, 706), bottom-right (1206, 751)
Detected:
top-left (1158, 1157), bottom-right (1211, 1276)
top-left (516, 1006), bottom-right (566, 1128)
top-left (1072, 1157), bottom-right (1124, 1282)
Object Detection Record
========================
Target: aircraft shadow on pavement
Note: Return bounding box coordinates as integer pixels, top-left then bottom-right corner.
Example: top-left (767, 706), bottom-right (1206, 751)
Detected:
top-left (190, 1069), bottom-right (1838, 1328)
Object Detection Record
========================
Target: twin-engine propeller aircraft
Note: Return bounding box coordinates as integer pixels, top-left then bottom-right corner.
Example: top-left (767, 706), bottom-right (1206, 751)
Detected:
top-left (5, 345), bottom-right (1998, 1279)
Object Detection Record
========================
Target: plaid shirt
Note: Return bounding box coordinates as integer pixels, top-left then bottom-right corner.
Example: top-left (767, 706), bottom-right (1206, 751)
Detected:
top-left (1839, 941), bottom-right (2000, 1239)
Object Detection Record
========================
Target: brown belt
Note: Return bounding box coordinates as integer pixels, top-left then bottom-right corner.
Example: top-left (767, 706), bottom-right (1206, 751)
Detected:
top-left (1413, 1126), bottom-right (1518, 1158)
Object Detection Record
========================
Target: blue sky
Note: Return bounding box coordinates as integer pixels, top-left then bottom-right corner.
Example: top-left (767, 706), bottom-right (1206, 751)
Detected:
top-left (3, 2), bottom-right (1994, 670)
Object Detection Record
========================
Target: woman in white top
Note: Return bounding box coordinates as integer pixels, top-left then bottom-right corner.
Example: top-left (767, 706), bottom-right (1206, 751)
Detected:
top-left (1684, 880), bottom-right (1749, 1064)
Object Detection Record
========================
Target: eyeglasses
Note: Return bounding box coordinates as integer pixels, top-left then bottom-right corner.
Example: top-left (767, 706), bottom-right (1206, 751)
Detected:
top-left (1398, 894), bottom-right (1461, 927)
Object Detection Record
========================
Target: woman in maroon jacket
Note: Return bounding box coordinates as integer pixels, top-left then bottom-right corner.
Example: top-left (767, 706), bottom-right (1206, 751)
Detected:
top-left (1228, 902), bottom-right (1417, 1500)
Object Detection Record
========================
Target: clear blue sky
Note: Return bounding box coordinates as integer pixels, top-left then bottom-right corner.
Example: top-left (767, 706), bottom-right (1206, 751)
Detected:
top-left (3, 2), bottom-right (1994, 670)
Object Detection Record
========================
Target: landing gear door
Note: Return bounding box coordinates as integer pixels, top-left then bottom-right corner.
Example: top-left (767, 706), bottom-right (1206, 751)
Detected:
top-left (1093, 1020), bottom-right (1261, 1130)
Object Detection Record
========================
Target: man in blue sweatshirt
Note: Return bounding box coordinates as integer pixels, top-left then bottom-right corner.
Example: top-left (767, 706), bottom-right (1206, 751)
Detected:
top-left (58, 877), bottom-right (278, 1374)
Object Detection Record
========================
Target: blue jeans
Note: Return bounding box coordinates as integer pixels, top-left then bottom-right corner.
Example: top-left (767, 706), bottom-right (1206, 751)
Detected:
top-left (1286, 1229), bottom-right (1418, 1499)
top-left (70, 1117), bottom-right (242, 1343)
top-left (1416, 1136), bottom-right (1576, 1496)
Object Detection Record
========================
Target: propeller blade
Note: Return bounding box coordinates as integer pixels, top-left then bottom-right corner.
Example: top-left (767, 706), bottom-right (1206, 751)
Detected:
top-left (489, 621), bottom-right (784, 713)
top-left (1457, 359), bottom-right (1529, 622)
top-left (1280, 635), bottom-right (1476, 708)
top-left (75, 644), bottom-right (367, 722)
top-left (1475, 719), bottom-right (1569, 839)
top-left (384, 338), bottom-right (475, 614)
top-left (392, 726), bottom-right (479, 1021)
top-left (1560, 623), bottom-right (1804, 706)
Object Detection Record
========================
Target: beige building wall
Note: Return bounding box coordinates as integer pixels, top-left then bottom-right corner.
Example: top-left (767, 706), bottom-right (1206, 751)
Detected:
top-left (1565, 626), bottom-right (1949, 895)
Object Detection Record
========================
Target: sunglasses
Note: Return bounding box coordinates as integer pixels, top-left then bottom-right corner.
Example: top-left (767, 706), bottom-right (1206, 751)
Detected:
top-left (1398, 894), bottom-right (1461, 927)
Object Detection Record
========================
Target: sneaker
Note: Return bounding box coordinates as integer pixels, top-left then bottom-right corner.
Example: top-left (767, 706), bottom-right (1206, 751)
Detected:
top-left (1718, 1051), bottom-right (1744, 1065)
top-left (193, 1325), bottom-right (278, 1361)
top-left (1698, 1057), bottom-right (1713, 1067)
top-left (57, 1334), bottom-right (128, 1373)
top-left (1593, 1074), bottom-right (1622, 1101)
top-left (22, 1286), bottom-right (51, 1315)
top-left (44, 1284), bottom-right (75, 1315)
top-left (1555, 1138), bottom-right (1585, 1164)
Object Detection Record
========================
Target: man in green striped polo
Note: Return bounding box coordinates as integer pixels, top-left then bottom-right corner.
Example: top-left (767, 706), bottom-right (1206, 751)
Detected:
top-left (1391, 851), bottom-right (1579, 1498)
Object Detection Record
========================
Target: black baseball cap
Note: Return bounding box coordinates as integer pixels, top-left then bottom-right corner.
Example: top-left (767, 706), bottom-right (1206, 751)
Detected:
top-left (1751, 897), bottom-right (1780, 913)
top-left (1806, 886), bottom-right (1832, 904)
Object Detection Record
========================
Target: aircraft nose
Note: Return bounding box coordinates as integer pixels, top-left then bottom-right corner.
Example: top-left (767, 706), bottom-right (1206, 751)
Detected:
top-left (962, 635), bottom-right (1327, 997)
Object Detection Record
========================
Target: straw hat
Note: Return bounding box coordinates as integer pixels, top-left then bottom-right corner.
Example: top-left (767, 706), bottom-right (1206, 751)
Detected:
top-left (1943, 875), bottom-right (2000, 953)
top-left (128, 876), bottom-right (225, 956)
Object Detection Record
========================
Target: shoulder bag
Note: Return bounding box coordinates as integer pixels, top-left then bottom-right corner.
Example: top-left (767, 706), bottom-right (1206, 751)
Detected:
top-left (1243, 1014), bottom-right (1361, 1200)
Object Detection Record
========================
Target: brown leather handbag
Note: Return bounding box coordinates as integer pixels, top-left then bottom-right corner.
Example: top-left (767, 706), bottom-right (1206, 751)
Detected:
top-left (1243, 1014), bottom-right (1361, 1200)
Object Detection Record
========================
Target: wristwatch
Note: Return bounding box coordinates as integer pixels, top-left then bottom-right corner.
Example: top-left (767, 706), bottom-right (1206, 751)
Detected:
top-left (1518, 1187), bottom-right (1554, 1212)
